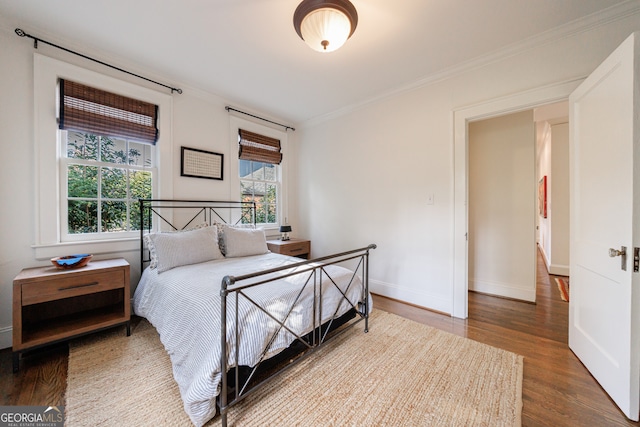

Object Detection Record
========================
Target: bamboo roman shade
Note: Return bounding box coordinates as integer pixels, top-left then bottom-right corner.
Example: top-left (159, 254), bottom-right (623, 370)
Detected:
top-left (59, 79), bottom-right (159, 144)
top-left (238, 129), bottom-right (282, 164)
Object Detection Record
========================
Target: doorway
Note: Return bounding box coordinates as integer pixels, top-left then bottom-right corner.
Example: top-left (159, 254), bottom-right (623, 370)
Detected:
top-left (467, 110), bottom-right (537, 303)
top-left (452, 79), bottom-right (581, 318)
top-left (466, 103), bottom-right (570, 307)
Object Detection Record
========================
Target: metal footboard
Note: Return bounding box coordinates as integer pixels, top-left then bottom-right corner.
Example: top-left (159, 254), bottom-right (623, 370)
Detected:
top-left (218, 244), bottom-right (376, 427)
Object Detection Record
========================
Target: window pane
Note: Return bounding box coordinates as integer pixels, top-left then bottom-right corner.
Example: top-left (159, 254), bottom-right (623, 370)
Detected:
top-left (252, 162), bottom-right (265, 180)
top-left (67, 132), bottom-right (98, 161)
top-left (130, 201), bottom-right (152, 231)
top-left (265, 183), bottom-right (276, 204)
top-left (130, 170), bottom-right (152, 199)
top-left (255, 200), bottom-right (266, 224)
top-left (266, 203), bottom-right (276, 224)
top-left (239, 159), bottom-right (252, 178)
top-left (100, 136), bottom-right (127, 165)
top-left (128, 141), bottom-right (151, 167)
top-left (68, 200), bottom-right (97, 233)
top-left (102, 201), bottom-right (127, 232)
top-left (263, 163), bottom-right (276, 182)
top-left (101, 167), bottom-right (128, 199)
top-left (241, 180), bottom-right (253, 199)
top-left (68, 165), bottom-right (98, 198)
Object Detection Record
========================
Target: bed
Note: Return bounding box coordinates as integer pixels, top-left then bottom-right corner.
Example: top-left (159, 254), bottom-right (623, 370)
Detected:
top-left (132, 199), bottom-right (376, 426)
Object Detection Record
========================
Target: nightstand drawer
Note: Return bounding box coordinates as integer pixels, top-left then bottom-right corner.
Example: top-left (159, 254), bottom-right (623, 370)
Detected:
top-left (21, 270), bottom-right (125, 306)
top-left (267, 239), bottom-right (311, 258)
top-left (280, 241), bottom-right (310, 256)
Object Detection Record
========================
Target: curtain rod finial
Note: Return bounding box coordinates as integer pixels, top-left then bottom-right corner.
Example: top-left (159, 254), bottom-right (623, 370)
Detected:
top-left (15, 28), bottom-right (26, 37)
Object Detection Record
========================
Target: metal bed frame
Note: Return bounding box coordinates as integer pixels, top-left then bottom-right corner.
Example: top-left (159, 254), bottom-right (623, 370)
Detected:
top-left (139, 199), bottom-right (376, 427)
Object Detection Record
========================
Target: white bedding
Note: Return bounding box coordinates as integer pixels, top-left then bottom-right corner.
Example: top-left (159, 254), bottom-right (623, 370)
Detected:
top-left (132, 252), bottom-right (368, 426)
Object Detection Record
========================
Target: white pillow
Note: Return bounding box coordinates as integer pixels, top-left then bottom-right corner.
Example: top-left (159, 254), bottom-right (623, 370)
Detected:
top-left (222, 226), bottom-right (268, 258)
top-left (149, 226), bottom-right (224, 273)
top-left (214, 222), bottom-right (255, 256)
top-left (144, 222), bottom-right (210, 269)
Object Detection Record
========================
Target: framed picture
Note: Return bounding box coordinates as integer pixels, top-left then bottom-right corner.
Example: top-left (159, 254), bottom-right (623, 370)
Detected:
top-left (538, 176), bottom-right (547, 218)
top-left (181, 147), bottom-right (223, 180)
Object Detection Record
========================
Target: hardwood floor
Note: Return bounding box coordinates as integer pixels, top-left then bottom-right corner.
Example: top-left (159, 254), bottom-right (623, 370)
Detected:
top-left (1, 250), bottom-right (638, 426)
top-left (374, 251), bottom-right (639, 427)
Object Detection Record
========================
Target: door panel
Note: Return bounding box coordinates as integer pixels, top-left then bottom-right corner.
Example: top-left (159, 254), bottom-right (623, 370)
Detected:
top-left (569, 31), bottom-right (639, 421)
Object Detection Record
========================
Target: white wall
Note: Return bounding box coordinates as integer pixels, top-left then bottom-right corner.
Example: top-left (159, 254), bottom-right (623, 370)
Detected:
top-left (0, 20), bottom-right (297, 349)
top-left (296, 12), bottom-right (640, 315)
top-left (468, 111), bottom-right (536, 302)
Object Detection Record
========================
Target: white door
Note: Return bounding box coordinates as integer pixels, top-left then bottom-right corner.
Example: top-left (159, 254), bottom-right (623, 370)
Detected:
top-left (569, 32), bottom-right (640, 421)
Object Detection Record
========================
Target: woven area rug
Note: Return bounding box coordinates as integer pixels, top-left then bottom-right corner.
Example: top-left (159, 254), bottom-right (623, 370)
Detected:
top-left (66, 311), bottom-right (523, 426)
top-left (555, 277), bottom-right (570, 302)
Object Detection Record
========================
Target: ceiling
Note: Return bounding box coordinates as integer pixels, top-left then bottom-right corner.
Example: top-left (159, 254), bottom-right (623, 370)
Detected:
top-left (0, 0), bottom-right (634, 124)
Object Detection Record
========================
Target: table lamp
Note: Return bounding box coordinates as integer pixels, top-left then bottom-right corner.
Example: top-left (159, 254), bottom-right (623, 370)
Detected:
top-left (279, 225), bottom-right (292, 241)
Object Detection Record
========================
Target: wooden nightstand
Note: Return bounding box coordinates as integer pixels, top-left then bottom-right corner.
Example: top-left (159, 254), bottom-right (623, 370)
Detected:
top-left (267, 238), bottom-right (311, 259)
top-left (12, 258), bottom-right (130, 372)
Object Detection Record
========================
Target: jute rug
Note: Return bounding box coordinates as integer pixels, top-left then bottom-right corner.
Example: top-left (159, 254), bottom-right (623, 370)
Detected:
top-left (66, 311), bottom-right (523, 426)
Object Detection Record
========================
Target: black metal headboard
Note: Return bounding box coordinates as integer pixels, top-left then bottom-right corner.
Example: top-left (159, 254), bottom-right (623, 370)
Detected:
top-left (138, 199), bottom-right (257, 271)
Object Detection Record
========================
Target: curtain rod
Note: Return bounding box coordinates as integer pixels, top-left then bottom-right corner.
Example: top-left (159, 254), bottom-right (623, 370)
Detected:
top-left (225, 106), bottom-right (295, 131)
top-left (15, 28), bottom-right (183, 94)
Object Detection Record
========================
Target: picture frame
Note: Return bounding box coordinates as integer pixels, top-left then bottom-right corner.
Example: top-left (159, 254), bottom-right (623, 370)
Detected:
top-left (538, 176), bottom-right (547, 218)
top-left (181, 147), bottom-right (223, 180)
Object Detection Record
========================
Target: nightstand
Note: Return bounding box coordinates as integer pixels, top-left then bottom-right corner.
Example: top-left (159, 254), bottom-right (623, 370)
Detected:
top-left (12, 258), bottom-right (130, 372)
top-left (267, 238), bottom-right (311, 259)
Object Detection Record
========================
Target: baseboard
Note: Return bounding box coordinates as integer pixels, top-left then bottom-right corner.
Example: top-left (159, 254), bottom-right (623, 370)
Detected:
top-left (548, 264), bottom-right (570, 276)
top-left (0, 325), bottom-right (12, 350)
top-left (537, 244), bottom-right (570, 276)
top-left (470, 279), bottom-right (536, 302)
top-left (369, 279), bottom-right (451, 314)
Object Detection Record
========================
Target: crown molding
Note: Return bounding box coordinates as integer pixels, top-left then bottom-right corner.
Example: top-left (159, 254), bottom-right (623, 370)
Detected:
top-left (300, 0), bottom-right (640, 129)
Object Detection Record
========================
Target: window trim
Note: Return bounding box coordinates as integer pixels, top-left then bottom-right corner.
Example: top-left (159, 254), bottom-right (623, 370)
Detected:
top-left (33, 54), bottom-right (173, 259)
top-left (229, 116), bottom-right (288, 233)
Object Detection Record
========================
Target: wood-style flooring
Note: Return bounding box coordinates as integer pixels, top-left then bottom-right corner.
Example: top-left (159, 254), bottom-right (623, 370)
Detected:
top-left (1, 250), bottom-right (638, 426)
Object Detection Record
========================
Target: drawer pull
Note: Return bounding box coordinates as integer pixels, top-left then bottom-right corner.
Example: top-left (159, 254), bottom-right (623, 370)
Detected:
top-left (59, 281), bottom-right (99, 291)
top-left (290, 248), bottom-right (303, 252)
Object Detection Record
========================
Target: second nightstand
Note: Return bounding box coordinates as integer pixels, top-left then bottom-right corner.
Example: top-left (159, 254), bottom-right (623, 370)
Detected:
top-left (267, 238), bottom-right (311, 259)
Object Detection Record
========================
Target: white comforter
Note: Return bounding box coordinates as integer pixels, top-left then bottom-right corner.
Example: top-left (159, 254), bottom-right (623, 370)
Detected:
top-left (132, 252), bottom-right (367, 426)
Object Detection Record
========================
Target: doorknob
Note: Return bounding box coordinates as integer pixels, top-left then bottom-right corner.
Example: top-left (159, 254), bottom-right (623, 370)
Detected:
top-left (609, 247), bottom-right (626, 257)
top-left (609, 246), bottom-right (627, 271)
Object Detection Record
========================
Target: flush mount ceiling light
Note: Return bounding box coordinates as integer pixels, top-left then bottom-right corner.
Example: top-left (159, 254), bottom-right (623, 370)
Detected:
top-left (293, 0), bottom-right (358, 53)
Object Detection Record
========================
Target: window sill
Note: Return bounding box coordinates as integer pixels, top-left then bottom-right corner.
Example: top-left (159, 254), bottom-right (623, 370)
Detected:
top-left (33, 238), bottom-right (139, 260)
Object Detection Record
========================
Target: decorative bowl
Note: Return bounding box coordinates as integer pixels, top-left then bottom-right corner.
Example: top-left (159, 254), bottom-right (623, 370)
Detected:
top-left (51, 254), bottom-right (93, 270)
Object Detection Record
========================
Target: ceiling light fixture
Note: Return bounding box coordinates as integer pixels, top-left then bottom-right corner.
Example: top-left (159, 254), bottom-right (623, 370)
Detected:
top-left (293, 0), bottom-right (358, 53)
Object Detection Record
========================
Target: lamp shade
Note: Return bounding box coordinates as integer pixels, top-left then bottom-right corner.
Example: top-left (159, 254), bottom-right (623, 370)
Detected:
top-left (279, 225), bottom-right (292, 233)
top-left (294, 0), bottom-right (358, 53)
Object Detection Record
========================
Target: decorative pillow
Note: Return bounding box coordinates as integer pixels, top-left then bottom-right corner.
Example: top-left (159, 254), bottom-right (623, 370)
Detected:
top-left (148, 226), bottom-right (223, 273)
top-left (221, 225), bottom-right (268, 258)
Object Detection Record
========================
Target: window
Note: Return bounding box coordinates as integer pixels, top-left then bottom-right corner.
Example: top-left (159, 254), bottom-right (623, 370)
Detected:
top-left (34, 54), bottom-right (172, 258)
top-left (58, 79), bottom-right (158, 241)
top-left (61, 131), bottom-right (154, 239)
top-left (238, 129), bottom-right (283, 226)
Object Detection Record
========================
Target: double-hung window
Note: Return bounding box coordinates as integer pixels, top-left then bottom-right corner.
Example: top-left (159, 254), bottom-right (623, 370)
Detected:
top-left (238, 129), bottom-right (283, 226)
top-left (58, 79), bottom-right (158, 241)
